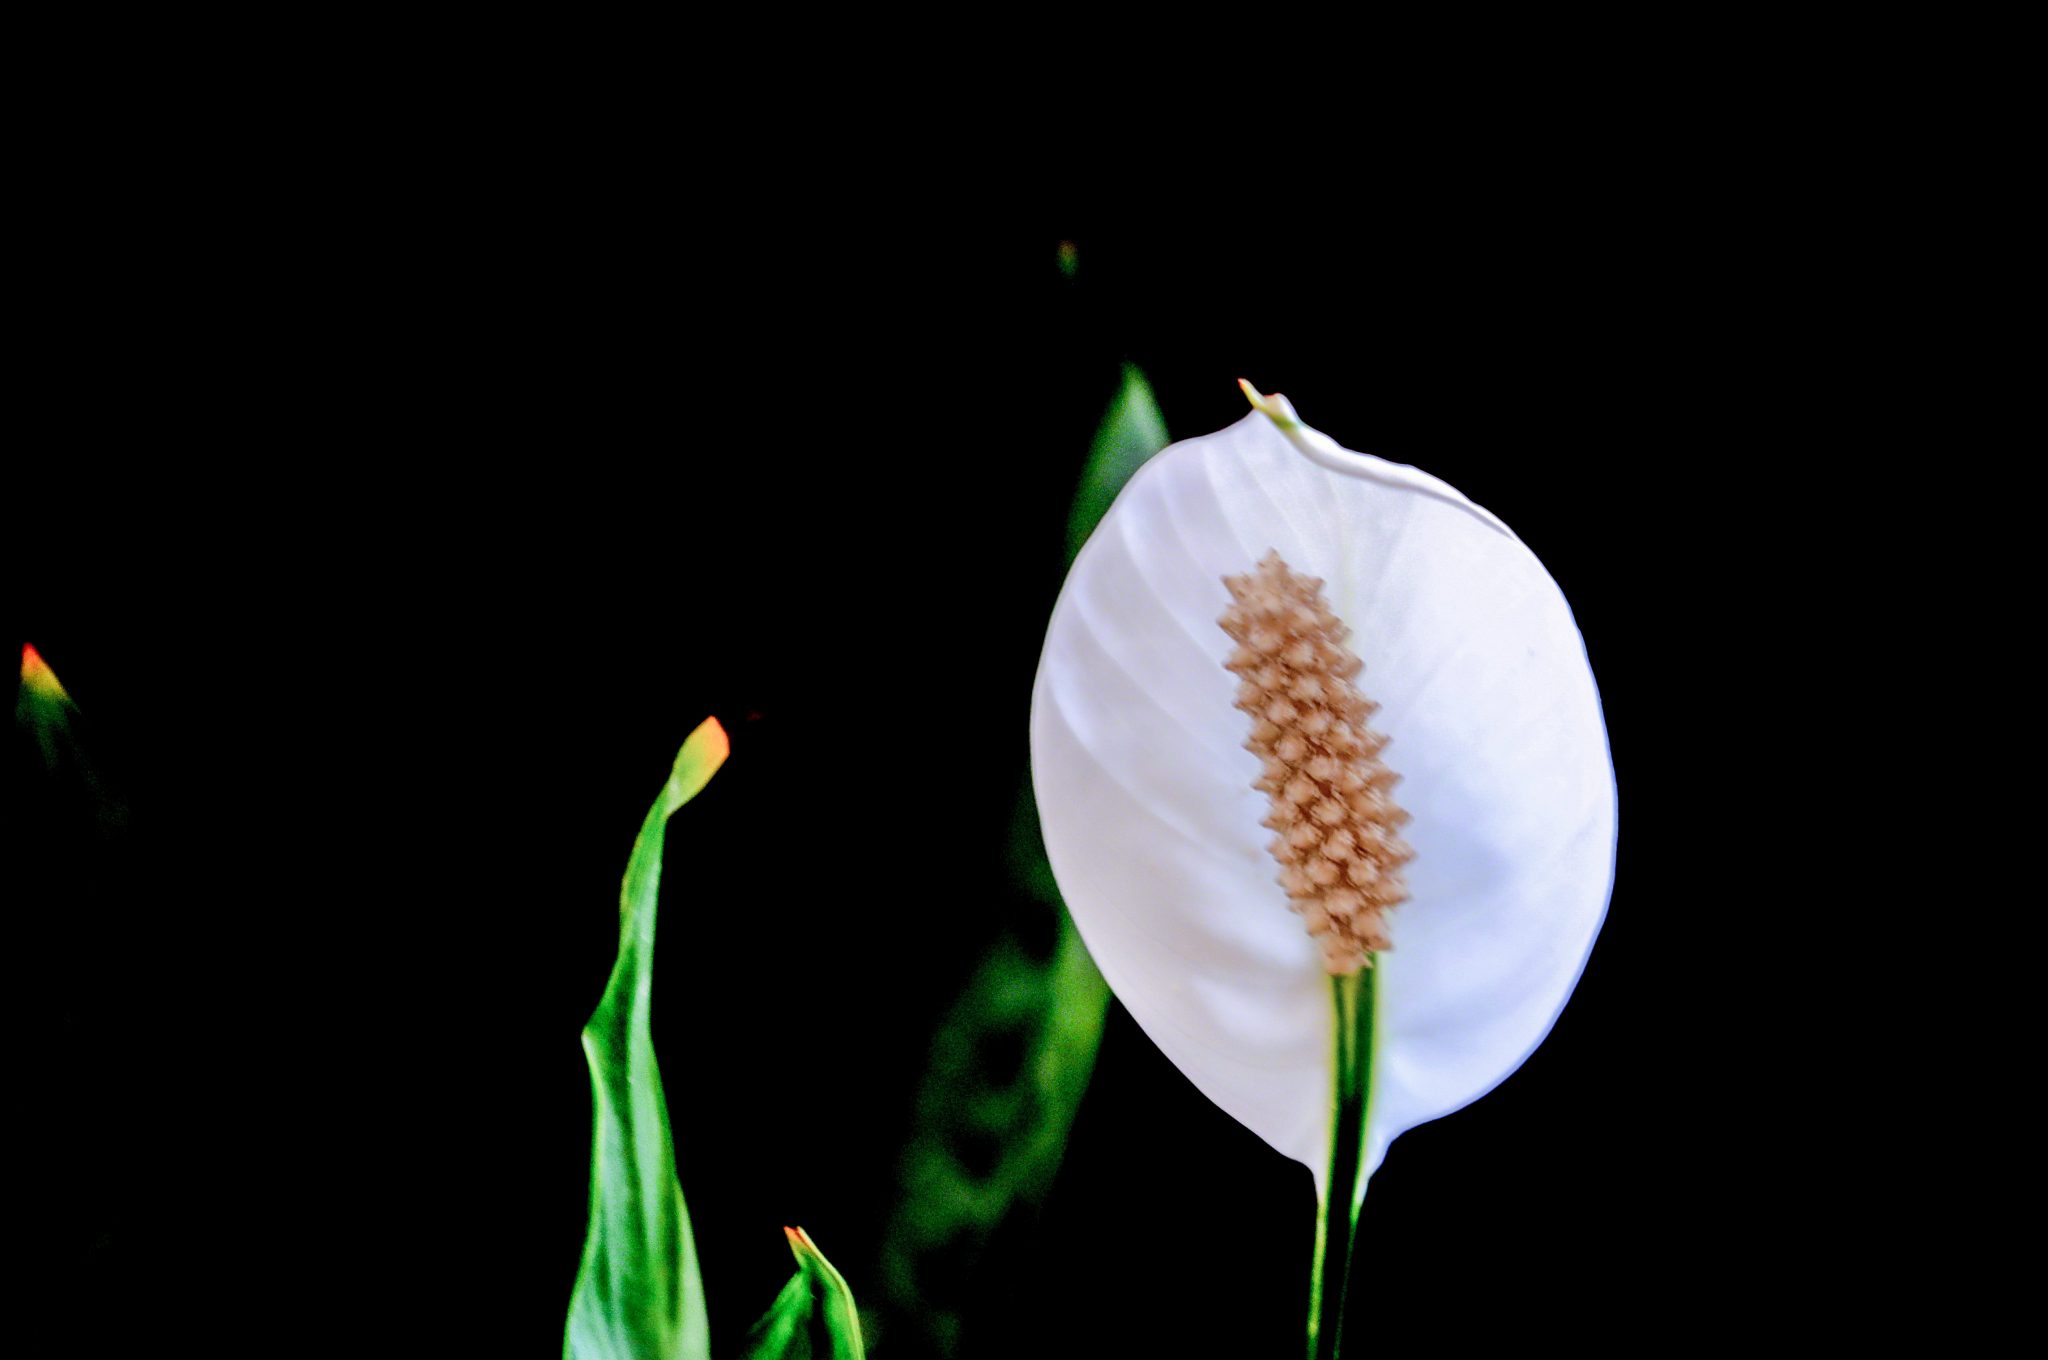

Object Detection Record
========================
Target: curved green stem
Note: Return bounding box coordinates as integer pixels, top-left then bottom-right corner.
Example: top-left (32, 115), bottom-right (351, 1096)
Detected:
top-left (1307, 967), bottom-right (1377, 1360)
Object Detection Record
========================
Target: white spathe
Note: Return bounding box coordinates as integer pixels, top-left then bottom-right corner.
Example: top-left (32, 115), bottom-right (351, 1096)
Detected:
top-left (1030, 394), bottom-right (1616, 1191)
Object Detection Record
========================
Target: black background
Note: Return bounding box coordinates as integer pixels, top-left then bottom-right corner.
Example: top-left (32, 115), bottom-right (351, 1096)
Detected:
top-left (10, 161), bottom-right (1787, 1355)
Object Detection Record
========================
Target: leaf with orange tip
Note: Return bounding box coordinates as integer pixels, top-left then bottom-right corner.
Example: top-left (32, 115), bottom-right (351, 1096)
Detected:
top-left (741, 1226), bottom-right (866, 1360)
top-left (16, 643), bottom-right (76, 770)
top-left (13, 642), bottom-right (121, 831)
top-left (563, 718), bottom-right (730, 1360)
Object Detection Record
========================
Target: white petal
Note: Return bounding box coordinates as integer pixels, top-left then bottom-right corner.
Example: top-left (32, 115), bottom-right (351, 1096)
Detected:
top-left (1031, 407), bottom-right (1616, 1191)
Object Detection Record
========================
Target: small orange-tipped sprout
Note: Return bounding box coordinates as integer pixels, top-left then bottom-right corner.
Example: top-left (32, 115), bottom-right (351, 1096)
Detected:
top-left (20, 643), bottom-right (69, 702)
top-left (16, 643), bottom-right (80, 770)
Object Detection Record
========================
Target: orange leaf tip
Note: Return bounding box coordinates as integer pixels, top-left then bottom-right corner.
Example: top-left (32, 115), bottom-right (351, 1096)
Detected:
top-left (661, 715), bottom-right (730, 812)
top-left (689, 715), bottom-right (730, 766)
top-left (20, 644), bottom-right (69, 702)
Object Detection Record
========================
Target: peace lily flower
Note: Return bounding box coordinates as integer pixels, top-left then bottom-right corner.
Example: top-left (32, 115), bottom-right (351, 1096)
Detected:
top-left (1029, 384), bottom-right (1615, 1351)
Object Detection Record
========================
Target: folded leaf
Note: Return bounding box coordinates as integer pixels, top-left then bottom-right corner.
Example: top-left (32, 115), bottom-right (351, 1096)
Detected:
top-left (742, 1227), bottom-right (866, 1360)
top-left (563, 718), bottom-right (730, 1360)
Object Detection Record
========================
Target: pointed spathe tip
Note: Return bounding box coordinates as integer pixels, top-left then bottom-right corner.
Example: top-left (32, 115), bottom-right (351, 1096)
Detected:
top-left (1238, 380), bottom-right (1300, 429)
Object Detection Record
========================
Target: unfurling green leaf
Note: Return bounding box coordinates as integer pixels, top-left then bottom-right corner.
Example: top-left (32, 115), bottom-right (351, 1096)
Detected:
top-left (563, 718), bottom-right (730, 1360)
top-left (742, 1227), bottom-right (866, 1360)
top-left (878, 366), bottom-right (1167, 1355)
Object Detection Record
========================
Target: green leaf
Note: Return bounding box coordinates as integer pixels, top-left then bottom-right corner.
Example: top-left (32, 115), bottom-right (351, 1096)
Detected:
top-left (1066, 363), bottom-right (1170, 564)
top-left (877, 366), bottom-right (1167, 1355)
top-left (741, 1227), bottom-right (866, 1360)
top-left (563, 718), bottom-right (730, 1360)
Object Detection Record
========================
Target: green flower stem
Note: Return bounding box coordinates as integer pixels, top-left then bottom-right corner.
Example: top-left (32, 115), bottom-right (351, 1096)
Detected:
top-left (1308, 966), bottom-right (1377, 1360)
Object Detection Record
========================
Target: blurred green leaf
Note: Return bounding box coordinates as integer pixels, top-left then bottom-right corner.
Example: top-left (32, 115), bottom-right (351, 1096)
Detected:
top-left (15, 645), bottom-right (123, 825)
top-left (11, 642), bottom-right (133, 1328)
top-left (563, 718), bottom-right (730, 1360)
top-left (742, 1228), bottom-right (866, 1360)
top-left (15, 643), bottom-right (75, 770)
top-left (878, 365), bottom-right (1169, 1355)
top-left (1066, 362), bottom-right (1168, 563)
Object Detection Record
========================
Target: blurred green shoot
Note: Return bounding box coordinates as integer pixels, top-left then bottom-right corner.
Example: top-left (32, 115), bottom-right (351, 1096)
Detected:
top-left (563, 718), bottom-right (729, 1360)
top-left (16, 643), bottom-right (73, 768)
top-left (877, 364), bottom-right (1170, 1354)
top-left (14, 642), bottom-right (123, 830)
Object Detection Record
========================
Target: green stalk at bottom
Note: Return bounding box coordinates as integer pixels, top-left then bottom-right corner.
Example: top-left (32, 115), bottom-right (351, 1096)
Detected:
top-left (1307, 966), bottom-right (1377, 1360)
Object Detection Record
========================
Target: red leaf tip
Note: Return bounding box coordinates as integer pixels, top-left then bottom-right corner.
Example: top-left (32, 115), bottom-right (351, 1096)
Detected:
top-left (20, 643), bottom-right (67, 699)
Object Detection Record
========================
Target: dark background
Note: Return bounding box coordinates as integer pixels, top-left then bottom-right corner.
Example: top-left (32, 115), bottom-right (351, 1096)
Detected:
top-left (10, 177), bottom-right (1782, 1354)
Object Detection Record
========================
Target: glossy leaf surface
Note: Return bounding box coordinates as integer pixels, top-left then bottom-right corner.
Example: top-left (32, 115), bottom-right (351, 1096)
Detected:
top-left (563, 718), bottom-right (730, 1360)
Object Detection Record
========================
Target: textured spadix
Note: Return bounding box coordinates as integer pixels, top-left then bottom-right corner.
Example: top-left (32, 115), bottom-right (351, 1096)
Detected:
top-left (1029, 396), bottom-right (1615, 1187)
